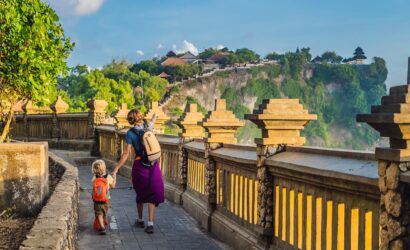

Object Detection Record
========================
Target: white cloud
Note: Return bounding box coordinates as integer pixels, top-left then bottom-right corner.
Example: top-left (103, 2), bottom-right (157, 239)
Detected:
top-left (172, 40), bottom-right (199, 55)
top-left (157, 44), bottom-right (164, 49)
top-left (215, 44), bottom-right (225, 50)
top-left (46, 0), bottom-right (105, 17)
top-left (136, 50), bottom-right (144, 56)
top-left (153, 53), bottom-right (159, 58)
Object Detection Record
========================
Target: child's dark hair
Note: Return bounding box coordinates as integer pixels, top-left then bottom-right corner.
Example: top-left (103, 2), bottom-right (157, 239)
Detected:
top-left (127, 109), bottom-right (144, 125)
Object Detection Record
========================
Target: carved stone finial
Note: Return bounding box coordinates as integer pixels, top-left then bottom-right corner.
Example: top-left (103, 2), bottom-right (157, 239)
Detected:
top-left (202, 99), bottom-right (244, 144)
top-left (22, 101), bottom-right (36, 114)
top-left (145, 101), bottom-right (170, 134)
top-left (50, 96), bottom-right (64, 113)
top-left (87, 99), bottom-right (108, 113)
top-left (177, 103), bottom-right (204, 138)
top-left (50, 96), bottom-right (69, 114)
top-left (114, 103), bottom-right (130, 128)
top-left (358, 58), bottom-right (410, 161)
top-left (246, 99), bottom-right (317, 146)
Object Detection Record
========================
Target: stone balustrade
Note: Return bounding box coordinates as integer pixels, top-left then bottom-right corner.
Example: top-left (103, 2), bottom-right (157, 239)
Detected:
top-left (92, 98), bottom-right (385, 249)
top-left (10, 74), bottom-right (410, 249)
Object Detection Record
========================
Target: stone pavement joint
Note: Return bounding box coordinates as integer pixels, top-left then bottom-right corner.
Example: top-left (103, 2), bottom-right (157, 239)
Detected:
top-left (52, 150), bottom-right (229, 250)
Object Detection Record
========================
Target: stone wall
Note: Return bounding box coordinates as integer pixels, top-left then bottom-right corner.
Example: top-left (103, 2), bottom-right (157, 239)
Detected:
top-left (20, 152), bottom-right (79, 250)
top-left (0, 142), bottom-right (48, 215)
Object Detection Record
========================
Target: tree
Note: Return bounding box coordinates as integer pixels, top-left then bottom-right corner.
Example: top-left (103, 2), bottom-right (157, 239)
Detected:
top-left (0, 0), bottom-right (74, 142)
top-left (300, 47), bottom-right (312, 61)
top-left (321, 51), bottom-right (343, 64)
top-left (265, 52), bottom-right (284, 61)
top-left (198, 48), bottom-right (217, 59)
top-left (131, 59), bottom-right (159, 76)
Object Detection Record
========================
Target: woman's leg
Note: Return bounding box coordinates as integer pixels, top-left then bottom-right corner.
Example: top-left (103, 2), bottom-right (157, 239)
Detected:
top-left (148, 203), bottom-right (155, 222)
top-left (137, 202), bottom-right (144, 220)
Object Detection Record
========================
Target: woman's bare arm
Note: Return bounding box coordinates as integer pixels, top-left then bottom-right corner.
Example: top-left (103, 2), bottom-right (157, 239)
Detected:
top-left (112, 144), bottom-right (132, 176)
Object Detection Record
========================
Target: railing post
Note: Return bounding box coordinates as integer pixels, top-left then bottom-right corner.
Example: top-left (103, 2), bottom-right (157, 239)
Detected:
top-left (114, 103), bottom-right (130, 160)
top-left (176, 103), bottom-right (205, 195)
top-left (145, 101), bottom-right (169, 134)
top-left (357, 59), bottom-right (410, 250)
top-left (202, 99), bottom-right (244, 229)
top-left (87, 99), bottom-right (108, 156)
top-left (246, 99), bottom-right (316, 247)
top-left (50, 96), bottom-right (69, 141)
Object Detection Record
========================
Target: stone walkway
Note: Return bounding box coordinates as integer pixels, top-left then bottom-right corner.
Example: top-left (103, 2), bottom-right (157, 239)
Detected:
top-left (52, 150), bottom-right (228, 250)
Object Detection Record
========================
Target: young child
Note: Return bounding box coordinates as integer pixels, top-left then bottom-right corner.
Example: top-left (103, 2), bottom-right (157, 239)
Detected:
top-left (91, 160), bottom-right (116, 235)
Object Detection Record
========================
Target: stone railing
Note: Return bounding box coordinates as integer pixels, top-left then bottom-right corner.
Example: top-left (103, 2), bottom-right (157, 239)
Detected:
top-left (95, 124), bottom-right (380, 249)
top-left (11, 98), bottom-right (109, 150)
top-left (94, 98), bottom-right (387, 249)
top-left (20, 152), bottom-right (79, 250)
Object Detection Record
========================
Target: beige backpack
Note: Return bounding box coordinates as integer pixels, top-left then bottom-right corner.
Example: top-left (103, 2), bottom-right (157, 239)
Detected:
top-left (142, 131), bottom-right (161, 162)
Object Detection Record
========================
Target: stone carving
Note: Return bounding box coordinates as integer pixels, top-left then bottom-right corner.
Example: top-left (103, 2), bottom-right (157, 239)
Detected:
top-left (177, 137), bottom-right (192, 188)
top-left (245, 99), bottom-right (317, 146)
top-left (145, 101), bottom-right (169, 134)
top-left (202, 99), bottom-right (244, 144)
top-left (87, 99), bottom-right (108, 156)
top-left (22, 101), bottom-right (36, 114)
top-left (358, 59), bottom-right (410, 249)
top-left (247, 99), bottom-right (316, 233)
top-left (114, 103), bottom-right (130, 128)
top-left (50, 96), bottom-right (69, 114)
top-left (177, 103), bottom-right (204, 139)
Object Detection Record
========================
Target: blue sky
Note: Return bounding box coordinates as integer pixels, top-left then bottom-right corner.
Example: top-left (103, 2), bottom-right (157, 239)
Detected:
top-left (46, 0), bottom-right (410, 87)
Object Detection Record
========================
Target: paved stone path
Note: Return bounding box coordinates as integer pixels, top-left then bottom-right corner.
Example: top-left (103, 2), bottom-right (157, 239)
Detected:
top-left (52, 150), bottom-right (228, 250)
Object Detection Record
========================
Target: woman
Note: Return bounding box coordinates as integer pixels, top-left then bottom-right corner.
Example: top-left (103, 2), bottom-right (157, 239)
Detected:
top-left (112, 109), bottom-right (164, 234)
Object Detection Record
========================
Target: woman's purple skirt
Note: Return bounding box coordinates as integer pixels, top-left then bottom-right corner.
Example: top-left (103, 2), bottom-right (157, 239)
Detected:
top-left (131, 159), bottom-right (164, 206)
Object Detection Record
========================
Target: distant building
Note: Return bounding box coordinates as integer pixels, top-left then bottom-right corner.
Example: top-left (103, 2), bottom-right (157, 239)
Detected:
top-left (353, 47), bottom-right (367, 65)
top-left (158, 72), bottom-right (171, 79)
top-left (161, 57), bottom-right (186, 66)
top-left (179, 51), bottom-right (198, 64)
top-left (311, 56), bottom-right (322, 64)
top-left (207, 52), bottom-right (231, 64)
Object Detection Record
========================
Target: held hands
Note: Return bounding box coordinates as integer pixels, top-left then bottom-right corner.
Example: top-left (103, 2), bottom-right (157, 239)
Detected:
top-left (112, 168), bottom-right (118, 177)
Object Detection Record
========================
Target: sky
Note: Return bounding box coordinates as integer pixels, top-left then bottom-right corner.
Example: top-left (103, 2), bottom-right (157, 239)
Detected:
top-left (45, 0), bottom-right (410, 87)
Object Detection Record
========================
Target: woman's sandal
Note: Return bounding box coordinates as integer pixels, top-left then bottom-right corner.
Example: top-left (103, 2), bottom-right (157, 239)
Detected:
top-left (135, 219), bottom-right (145, 228)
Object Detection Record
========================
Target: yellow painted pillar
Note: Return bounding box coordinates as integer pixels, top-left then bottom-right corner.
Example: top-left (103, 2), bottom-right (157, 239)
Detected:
top-left (246, 99), bottom-right (316, 248)
top-left (201, 99), bottom-right (244, 229)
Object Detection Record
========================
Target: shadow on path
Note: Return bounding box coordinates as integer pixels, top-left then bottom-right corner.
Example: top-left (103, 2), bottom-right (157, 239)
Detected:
top-left (52, 150), bottom-right (229, 250)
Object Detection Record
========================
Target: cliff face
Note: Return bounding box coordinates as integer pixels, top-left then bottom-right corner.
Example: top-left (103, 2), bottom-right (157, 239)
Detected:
top-left (172, 69), bottom-right (253, 111)
top-left (166, 62), bottom-right (388, 150)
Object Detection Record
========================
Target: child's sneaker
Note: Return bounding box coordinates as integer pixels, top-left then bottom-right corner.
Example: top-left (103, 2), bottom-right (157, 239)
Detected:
top-left (99, 228), bottom-right (107, 235)
top-left (135, 219), bottom-right (145, 228)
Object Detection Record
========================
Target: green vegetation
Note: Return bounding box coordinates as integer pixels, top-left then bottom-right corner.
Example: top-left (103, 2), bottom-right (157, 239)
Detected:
top-left (227, 48), bottom-right (260, 65)
top-left (186, 96), bottom-right (208, 115)
top-left (198, 48), bottom-right (386, 149)
top-left (58, 60), bottom-right (168, 114)
top-left (0, 0), bottom-right (73, 142)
